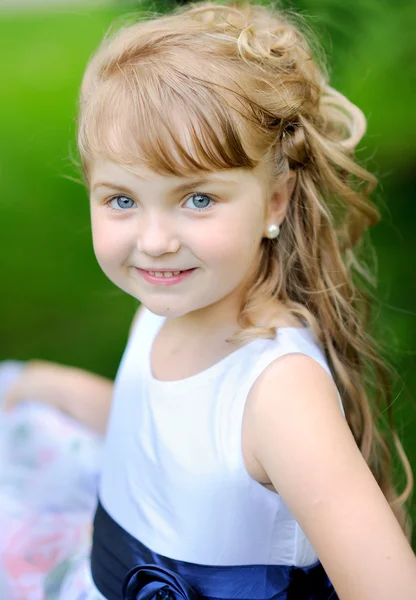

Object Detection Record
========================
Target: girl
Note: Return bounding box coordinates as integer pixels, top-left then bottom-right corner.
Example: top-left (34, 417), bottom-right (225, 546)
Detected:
top-left (2, 1), bottom-right (416, 599)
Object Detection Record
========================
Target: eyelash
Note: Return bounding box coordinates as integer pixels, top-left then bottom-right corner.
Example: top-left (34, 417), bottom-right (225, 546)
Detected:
top-left (105, 192), bottom-right (216, 213)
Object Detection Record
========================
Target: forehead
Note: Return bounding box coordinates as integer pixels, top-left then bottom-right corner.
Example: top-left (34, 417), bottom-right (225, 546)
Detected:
top-left (88, 157), bottom-right (269, 192)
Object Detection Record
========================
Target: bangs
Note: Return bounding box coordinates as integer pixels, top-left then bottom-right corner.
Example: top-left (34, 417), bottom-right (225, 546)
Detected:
top-left (78, 64), bottom-right (258, 180)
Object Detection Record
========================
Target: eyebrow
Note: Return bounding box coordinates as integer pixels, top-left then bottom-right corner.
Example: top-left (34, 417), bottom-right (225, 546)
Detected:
top-left (91, 176), bottom-right (239, 196)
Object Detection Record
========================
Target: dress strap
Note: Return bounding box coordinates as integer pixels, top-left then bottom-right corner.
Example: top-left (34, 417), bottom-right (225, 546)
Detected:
top-left (237, 328), bottom-right (345, 419)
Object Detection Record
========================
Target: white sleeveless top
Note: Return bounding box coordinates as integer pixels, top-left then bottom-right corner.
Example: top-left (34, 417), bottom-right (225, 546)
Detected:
top-left (99, 307), bottom-right (345, 569)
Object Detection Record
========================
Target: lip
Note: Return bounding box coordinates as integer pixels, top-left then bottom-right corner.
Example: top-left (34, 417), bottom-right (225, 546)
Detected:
top-left (140, 268), bottom-right (188, 272)
top-left (135, 267), bottom-right (197, 286)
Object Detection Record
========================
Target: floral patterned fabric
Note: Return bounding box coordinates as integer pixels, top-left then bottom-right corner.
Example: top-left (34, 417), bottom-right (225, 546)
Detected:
top-left (0, 361), bottom-right (104, 600)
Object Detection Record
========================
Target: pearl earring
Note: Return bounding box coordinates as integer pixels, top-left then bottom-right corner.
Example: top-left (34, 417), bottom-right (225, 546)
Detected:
top-left (266, 224), bottom-right (280, 239)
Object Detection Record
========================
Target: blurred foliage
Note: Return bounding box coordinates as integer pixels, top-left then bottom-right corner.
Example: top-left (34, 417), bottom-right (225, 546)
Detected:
top-left (0, 0), bottom-right (415, 536)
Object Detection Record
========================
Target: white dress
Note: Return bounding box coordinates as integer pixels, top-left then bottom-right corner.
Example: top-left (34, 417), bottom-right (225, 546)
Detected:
top-left (0, 307), bottom-right (345, 599)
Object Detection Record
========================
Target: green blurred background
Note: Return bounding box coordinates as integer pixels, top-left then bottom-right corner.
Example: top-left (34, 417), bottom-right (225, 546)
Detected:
top-left (1, 0), bottom-right (415, 540)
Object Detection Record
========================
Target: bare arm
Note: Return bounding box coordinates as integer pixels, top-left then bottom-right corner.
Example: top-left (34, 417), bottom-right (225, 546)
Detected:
top-left (247, 353), bottom-right (416, 600)
top-left (4, 360), bottom-right (113, 436)
top-left (4, 303), bottom-right (145, 436)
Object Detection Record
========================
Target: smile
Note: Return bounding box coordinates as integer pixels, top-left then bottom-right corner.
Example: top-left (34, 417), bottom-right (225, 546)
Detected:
top-left (147, 271), bottom-right (182, 278)
top-left (135, 268), bottom-right (197, 286)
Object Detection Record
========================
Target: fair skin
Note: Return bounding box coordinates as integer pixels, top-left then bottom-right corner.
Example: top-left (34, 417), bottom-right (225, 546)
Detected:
top-left (5, 158), bottom-right (416, 598)
top-left (4, 359), bottom-right (113, 435)
top-left (4, 158), bottom-right (294, 421)
top-left (88, 157), bottom-right (295, 345)
top-left (245, 355), bottom-right (416, 599)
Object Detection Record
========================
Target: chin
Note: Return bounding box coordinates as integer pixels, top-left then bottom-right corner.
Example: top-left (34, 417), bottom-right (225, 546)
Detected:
top-left (140, 301), bottom-right (190, 319)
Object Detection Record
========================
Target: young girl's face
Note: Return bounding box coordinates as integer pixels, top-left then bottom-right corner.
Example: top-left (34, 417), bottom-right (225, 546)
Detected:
top-left (88, 157), bottom-right (286, 323)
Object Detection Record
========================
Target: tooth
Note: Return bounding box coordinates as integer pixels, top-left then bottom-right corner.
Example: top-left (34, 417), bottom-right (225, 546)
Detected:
top-left (173, 271), bottom-right (180, 275)
top-left (163, 272), bottom-right (173, 278)
top-left (154, 272), bottom-right (164, 277)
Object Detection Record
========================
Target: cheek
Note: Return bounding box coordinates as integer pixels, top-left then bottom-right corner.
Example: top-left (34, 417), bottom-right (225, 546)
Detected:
top-left (90, 217), bottom-right (126, 266)
top-left (202, 212), bottom-right (263, 266)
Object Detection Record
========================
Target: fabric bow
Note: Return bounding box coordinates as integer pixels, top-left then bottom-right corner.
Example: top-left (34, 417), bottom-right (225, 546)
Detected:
top-left (287, 564), bottom-right (337, 600)
top-left (122, 564), bottom-right (199, 600)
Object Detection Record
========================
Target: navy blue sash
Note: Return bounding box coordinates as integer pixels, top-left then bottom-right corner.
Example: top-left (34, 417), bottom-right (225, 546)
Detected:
top-left (91, 499), bottom-right (338, 600)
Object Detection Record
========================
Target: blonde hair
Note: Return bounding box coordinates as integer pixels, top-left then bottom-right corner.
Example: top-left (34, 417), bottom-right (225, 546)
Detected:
top-left (77, 0), bottom-right (413, 539)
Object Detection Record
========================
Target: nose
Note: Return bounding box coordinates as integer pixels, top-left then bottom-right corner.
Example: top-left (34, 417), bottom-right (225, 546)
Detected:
top-left (136, 211), bottom-right (180, 256)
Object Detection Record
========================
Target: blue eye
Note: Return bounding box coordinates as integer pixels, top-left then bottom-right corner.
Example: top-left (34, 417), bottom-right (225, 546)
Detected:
top-left (184, 193), bottom-right (215, 211)
top-left (106, 192), bottom-right (215, 213)
top-left (107, 195), bottom-right (136, 211)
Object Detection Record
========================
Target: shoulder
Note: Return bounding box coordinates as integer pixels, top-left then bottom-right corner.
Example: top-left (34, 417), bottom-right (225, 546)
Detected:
top-left (244, 351), bottom-right (347, 496)
top-left (245, 353), bottom-right (416, 598)
top-left (245, 352), bottom-right (346, 467)
top-left (247, 350), bottom-right (341, 417)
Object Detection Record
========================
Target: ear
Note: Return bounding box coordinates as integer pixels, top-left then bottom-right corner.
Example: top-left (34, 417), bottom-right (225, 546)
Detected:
top-left (265, 169), bottom-right (296, 229)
